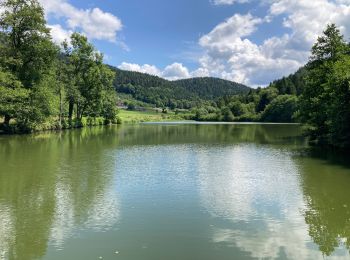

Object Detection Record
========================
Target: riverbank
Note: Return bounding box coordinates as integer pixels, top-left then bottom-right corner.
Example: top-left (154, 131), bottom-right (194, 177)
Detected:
top-left (0, 110), bottom-right (190, 134)
top-left (0, 116), bottom-right (118, 135)
top-left (117, 110), bottom-right (188, 124)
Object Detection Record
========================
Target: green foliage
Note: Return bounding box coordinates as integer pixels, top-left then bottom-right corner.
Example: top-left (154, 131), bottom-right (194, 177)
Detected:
top-left (112, 68), bottom-right (250, 109)
top-left (0, 70), bottom-right (30, 131)
top-left (255, 87), bottom-right (279, 112)
top-left (221, 107), bottom-right (235, 122)
top-left (63, 33), bottom-right (117, 123)
top-left (299, 24), bottom-right (350, 147)
top-left (196, 85), bottom-right (292, 123)
top-left (1, 0), bottom-right (349, 150)
top-left (261, 95), bottom-right (298, 123)
top-left (269, 68), bottom-right (307, 95)
top-left (0, 0), bottom-right (118, 133)
top-left (0, 0), bottom-right (58, 87)
top-left (174, 77), bottom-right (250, 99)
top-left (193, 23), bottom-right (350, 147)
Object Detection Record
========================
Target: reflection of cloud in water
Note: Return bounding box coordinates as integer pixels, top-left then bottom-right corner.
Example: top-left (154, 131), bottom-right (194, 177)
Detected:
top-left (49, 179), bottom-right (120, 249)
top-left (0, 204), bottom-right (14, 260)
top-left (198, 144), bottom-right (350, 259)
top-left (212, 218), bottom-right (350, 259)
top-left (85, 190), bottom-right (119, 230)
top-left (198, 145), bottom-right (301, 221)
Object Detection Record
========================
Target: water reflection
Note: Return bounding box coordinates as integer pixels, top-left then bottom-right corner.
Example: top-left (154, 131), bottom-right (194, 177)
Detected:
top-left (196, 144), bottom-right (323, 259)
top-left (0, 127), bottom-right (120, 260)
top-left (298, 154), bottom-right (350, 257)
top-left (0, 124), bottom-right (350, 260)
top-left (198, 145), bottom-right (301, 221)
top-left (117, 123), bottom-right (305, 147)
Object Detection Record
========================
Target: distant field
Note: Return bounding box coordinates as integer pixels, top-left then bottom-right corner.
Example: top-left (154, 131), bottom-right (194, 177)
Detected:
top-left (118, 109), bottom-right (189, 123)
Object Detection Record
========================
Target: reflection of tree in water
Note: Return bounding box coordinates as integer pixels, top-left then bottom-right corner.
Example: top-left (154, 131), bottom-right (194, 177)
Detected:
top-left (300, 153), bottom-right (350, 256)
top-left (117, 123), bottom-right (304, 147)
top-left (0, 123), bottom-right (307, 259)
top-left (0, 126), bottom-right (119, 260)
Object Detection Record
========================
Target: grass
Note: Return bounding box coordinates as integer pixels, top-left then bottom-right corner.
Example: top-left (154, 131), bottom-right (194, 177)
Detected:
top-left (117, 109), bottom-right (189, 124)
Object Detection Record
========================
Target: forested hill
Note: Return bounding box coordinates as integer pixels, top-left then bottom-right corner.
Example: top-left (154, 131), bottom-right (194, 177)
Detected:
top-left (110, 66), bottom-right (251, 108)
top-left (174, 77), bottom-right (249, 99)
top-left (268, 67), bottom-right (307, 95)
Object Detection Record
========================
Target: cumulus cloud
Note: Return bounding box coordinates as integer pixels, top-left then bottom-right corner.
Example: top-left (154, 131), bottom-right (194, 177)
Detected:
top-left (118, 62), bottom-right (208, 81)
top-left (162, 63), bottom-right (190, 80)
top-left (191, 67), bottom-right (210, 78)
top-left (48, 24), bottom-right (73, 44)
top-left (198, 0), bottom-right (350, 86)
top-left (39, 0), bottom-right (123, 43)
top-left (118, 62), bottom-right (162, 76)
top-left (200, 14), bottom-right (262, 44)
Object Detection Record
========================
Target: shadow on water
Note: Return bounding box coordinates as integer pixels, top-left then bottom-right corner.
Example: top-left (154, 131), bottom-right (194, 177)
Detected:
top-left (300, 146), bottom-right (350, 169)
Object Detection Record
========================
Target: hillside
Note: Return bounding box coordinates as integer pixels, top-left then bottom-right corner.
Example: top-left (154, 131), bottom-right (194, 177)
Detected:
top-left (174, 77), bottom-right (249, 99)
top-left (110, 67), bottom-right (251, 109)
top-left (268, 67), bottom-right (307, 95)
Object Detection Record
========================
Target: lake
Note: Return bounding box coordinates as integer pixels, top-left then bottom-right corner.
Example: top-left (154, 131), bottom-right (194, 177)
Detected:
top-left (1, 123), bottom-right (350, 260)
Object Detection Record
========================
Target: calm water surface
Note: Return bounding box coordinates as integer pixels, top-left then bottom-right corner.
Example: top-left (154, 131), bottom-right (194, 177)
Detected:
top-left (1, 123), bottom-right (350, 260)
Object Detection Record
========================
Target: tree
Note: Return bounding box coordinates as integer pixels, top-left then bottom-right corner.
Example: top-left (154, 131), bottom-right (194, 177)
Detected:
top-left (0, 0), bottom-right (57, 87)
top-left (261, 95), bottom-right (298, 123)
top-left (299, 24), bottom-right (350, 146)
top-left (0, 70), bottom-right (29, 130)
top-left (228, 101), bottom-right (247, 117)
top-left (221, 107), bottom-right (234, 121)
top-left (0, 0), bottom-right (58, 131)
top-left (310, 24), bottom-right (347, 62)
top-left (64, 33), bottom-right (116, 124)
top-left (255, 87), bottom-right (278, 113)
top-left (327, 55), bottom-right (350, 147)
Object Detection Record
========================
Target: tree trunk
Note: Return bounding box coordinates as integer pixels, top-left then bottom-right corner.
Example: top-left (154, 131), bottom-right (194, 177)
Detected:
top-left (76, 104), bottom-right (80, 121)
top-left (68, 100), bottom-right (74, 126)
top-left (59, 87), bottom-right (63, 129)
top-left (4, 114), bottom-right (11, 127)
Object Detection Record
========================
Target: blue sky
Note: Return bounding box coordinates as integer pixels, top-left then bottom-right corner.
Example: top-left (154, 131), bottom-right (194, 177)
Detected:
top-left (40, 0), bottom-right (350, 86)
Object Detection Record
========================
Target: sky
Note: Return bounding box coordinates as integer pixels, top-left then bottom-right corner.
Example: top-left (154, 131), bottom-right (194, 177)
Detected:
top-left (39, 0), bottom-right (350, 87)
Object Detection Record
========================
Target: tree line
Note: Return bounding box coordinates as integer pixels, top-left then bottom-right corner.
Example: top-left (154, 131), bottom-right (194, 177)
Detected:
top-left (0, 0), bottom-right (117, 133)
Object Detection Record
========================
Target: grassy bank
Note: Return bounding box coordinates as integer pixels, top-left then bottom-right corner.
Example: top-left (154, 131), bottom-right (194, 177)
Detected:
top-left (0, 116), bottom-right (116, 134)
top-left (0, 110), bottom-right (188, 134)
top-left (117, 110), bottom-right (188, 124)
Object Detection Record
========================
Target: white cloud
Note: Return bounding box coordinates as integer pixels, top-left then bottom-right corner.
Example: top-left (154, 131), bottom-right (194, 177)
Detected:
top-left (162, 63), bottom-right (190, 80)
top-left (118, 62), bottom-right (208, 81)
top-left (39, 0), bottom-right (123, 43)
top-left (200, 14), bottom-right (262, 44)
top-left (48, 24), bottom-right (73, 44)
top-left (118, 62), bottom-right (162, 76)
top-left (195, 0), bottom-right (350, 86)
top-left (191, 67), bottom-right (210, 78)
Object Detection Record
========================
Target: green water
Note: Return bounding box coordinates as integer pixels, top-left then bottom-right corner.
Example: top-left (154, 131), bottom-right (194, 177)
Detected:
top-left (1, 123), bottom-right (350, 260)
